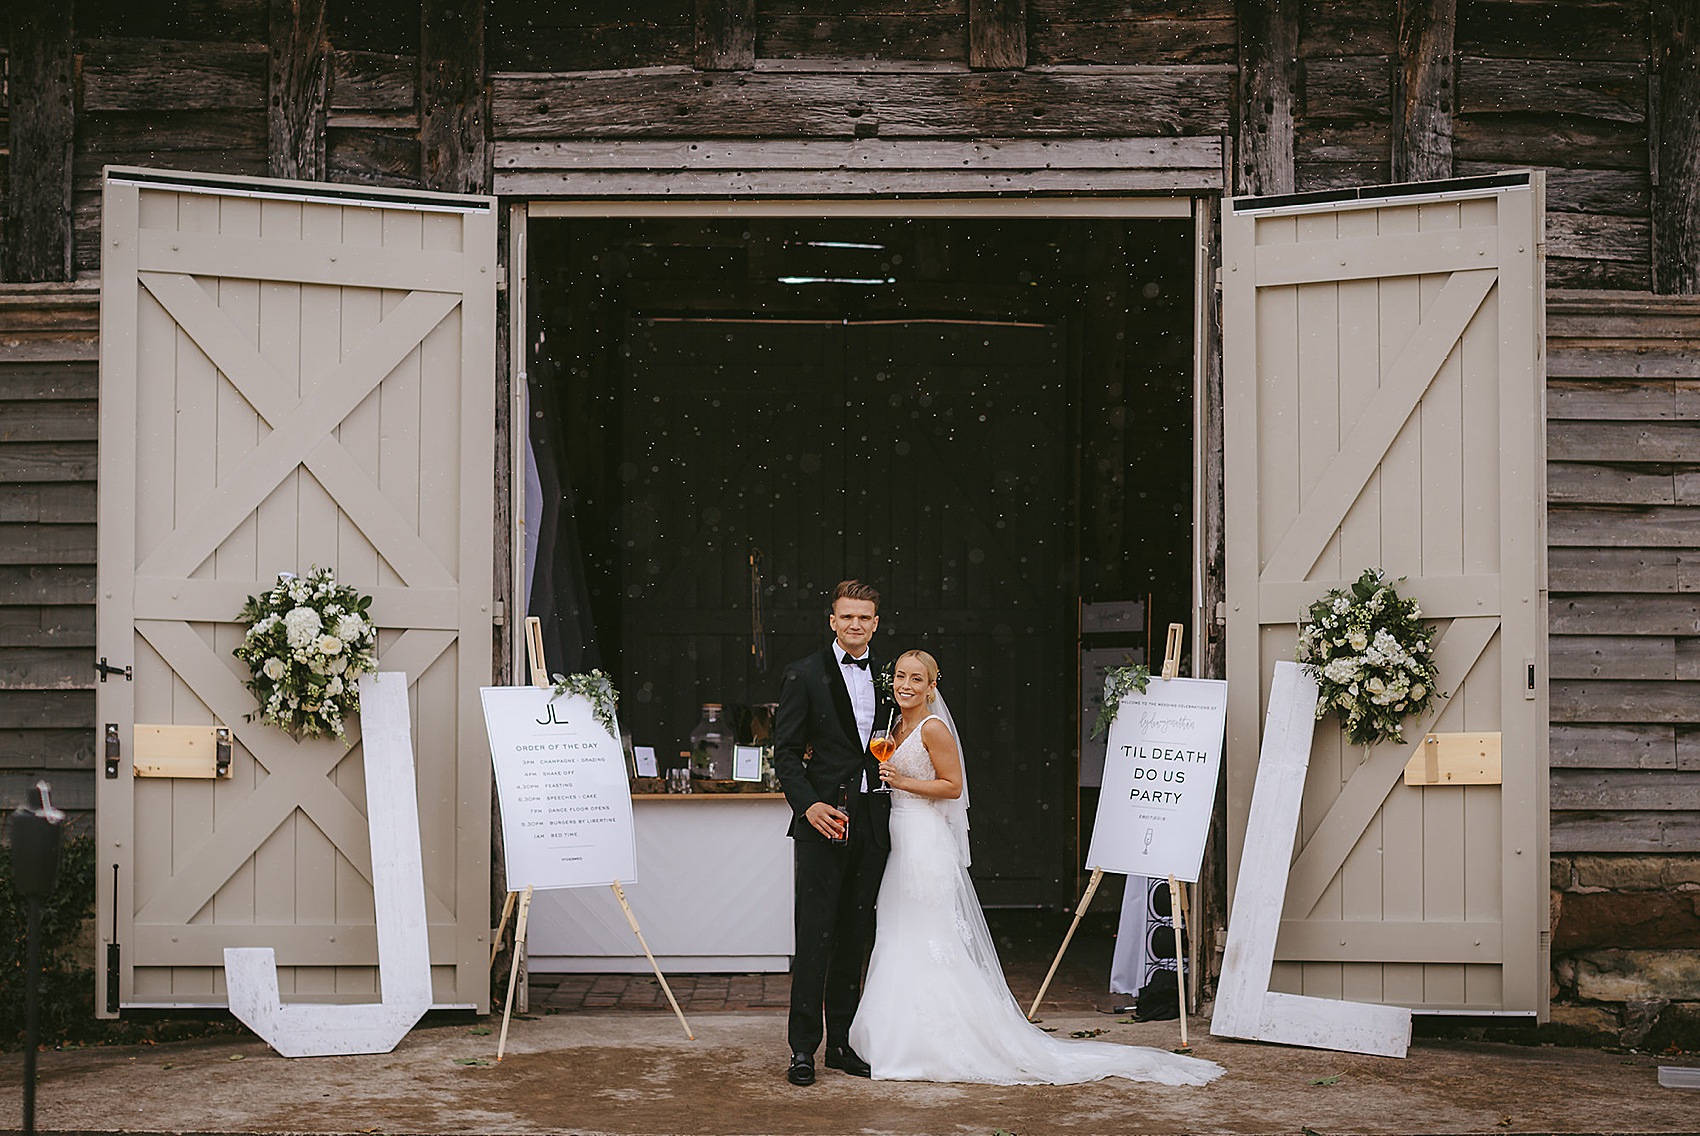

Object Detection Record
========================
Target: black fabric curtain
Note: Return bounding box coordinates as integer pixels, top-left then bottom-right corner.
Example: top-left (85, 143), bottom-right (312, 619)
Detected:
top-left (525, 347), bottom-right (601, 677)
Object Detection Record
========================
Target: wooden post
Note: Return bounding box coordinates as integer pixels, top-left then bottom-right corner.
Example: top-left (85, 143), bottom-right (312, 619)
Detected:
top-left (1027, 867), bottom-right (1104, 1021)
top-left (495, 885), bottom-right (533, 1061)
top-left (695, 0), bottom-right (755, 71)
top-left (267, 0), bottom-right (329, 182)
top-left (3, 0), bottom-right (76, 282)
top-left (1195, 191), bottom-right (1228, 1007)
top-left (611, 881), bottom-right (695, 1041)
top-left (969, 0), bottom-right (1027, 71)
top-left (1235, 0), bottom-right (1297, 197)
top-left (421, 0), bottom-right (490, 194)
top-left (1654, 1), bottom-right (1700, 294)
top-left (1170, 873), bottom-right (1190, 1052)
top-left (1392, 0), bottom-right (1455, 183)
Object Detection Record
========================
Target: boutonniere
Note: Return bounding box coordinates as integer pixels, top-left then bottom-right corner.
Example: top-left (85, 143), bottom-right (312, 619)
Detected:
top-left (874, 661), bottom-right (894, 700)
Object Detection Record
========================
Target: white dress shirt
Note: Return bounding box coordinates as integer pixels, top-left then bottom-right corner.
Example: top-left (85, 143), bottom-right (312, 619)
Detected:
top-left (839, 647), bottom-right (875, 790)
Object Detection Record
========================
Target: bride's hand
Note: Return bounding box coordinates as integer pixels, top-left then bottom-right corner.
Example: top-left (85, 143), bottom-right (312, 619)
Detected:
top-left (878, 761), bottom-right (898, 789)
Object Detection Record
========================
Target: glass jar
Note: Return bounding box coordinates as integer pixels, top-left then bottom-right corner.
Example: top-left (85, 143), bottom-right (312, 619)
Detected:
top-left (689, 703), bottom-right (732, 780)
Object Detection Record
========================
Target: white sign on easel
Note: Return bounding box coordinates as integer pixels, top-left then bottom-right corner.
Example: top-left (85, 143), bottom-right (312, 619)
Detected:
top-left (481, 639), bottom-right (694, 1054)
top-left (481, 686), bottom-right (636, 891)
top-left (1085, 677), bottom-right (1227, 884)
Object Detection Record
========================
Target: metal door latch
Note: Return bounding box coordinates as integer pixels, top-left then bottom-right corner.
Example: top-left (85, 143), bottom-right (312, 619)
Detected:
top-left (105, 723), bottom-right (122, 778)
top-left (96, 657), bottom-right (133, 682)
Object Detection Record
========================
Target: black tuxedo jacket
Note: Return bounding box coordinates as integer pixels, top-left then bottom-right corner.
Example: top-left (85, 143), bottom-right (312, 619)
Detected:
top-left (773, 646), bottom-right (894, 845)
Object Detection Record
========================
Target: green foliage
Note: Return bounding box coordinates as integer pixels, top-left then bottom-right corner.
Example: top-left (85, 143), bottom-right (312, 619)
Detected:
top-left (548, 669), bottom-right (621, 738)
top-left (1088, 663), bottom-right (1152, 740)
top-left (1, 829), bottom-right (97, 1049)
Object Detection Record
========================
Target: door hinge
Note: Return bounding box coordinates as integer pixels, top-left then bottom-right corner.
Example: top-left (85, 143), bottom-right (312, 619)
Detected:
top-left (104, 723), bottom-right (122, 778)
top-left (493, 600), bottom-right (506, 626)
top-left (96, 657), bottom-right (133, 682)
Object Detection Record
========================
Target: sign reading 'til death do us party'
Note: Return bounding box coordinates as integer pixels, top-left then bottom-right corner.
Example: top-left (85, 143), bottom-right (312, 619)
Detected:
top-left (1085, 677), bottom-right (1228, 884)
top-left (480, 687), bottom-right (636, 892)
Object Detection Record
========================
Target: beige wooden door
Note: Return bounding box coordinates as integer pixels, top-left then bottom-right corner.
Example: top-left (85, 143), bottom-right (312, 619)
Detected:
top-left (95, 168), bottom-right (497, 1012)
top-left (1222, 174), bottom-right (1549, 1016)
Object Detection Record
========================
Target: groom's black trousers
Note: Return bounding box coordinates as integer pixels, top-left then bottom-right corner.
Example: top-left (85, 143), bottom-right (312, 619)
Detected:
top-left (789, 792), bottom-right (887, 1055)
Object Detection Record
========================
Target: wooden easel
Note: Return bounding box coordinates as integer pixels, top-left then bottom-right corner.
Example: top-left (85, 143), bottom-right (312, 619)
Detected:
top-left (491, 620), bottom-right (695, 1061)
top-left (1029, 623), bottom-right (1194, 1055)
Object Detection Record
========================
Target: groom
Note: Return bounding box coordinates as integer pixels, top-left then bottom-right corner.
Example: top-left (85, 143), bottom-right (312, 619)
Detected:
top-left (772, 579), bottom-right (893, 1086)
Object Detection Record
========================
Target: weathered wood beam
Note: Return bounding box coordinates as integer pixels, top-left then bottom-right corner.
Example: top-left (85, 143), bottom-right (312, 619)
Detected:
top-left (268, 0), bottom-right (329, 182)
top-left (694, 0), bottom-right (754, 70)
top-left (1392, 0), bottom-right (1455, 183)
top-left (3, 0), bottom-right (76, 282)
top-left (1654, 0), bottom-right (1700, 293)
top-left (493, 69), bottom-right (1233, 140)
top-left (421, 0), bottom-right (489, 194)
top-left (1235, 0), bottom-right (1296, 196)
top-left (969, 0), bottom-right (1026, 70)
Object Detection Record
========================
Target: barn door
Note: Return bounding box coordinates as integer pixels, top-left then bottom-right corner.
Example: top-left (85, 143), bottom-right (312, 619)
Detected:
top-left (1221, 173), bottom-right (1548, 1016)
top-left (95, 168), bottom-right (497, 1012)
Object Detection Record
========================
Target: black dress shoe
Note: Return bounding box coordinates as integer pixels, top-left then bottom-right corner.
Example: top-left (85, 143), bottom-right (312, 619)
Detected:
top-left (786, 1052), bottom-right (816, 1086)
top-left (824, 1044), bottom-right (871, 1077)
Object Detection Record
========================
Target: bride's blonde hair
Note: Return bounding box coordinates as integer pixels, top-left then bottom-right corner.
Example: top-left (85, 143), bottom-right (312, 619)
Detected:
top-left (897, 649), bottom-right (940, 702)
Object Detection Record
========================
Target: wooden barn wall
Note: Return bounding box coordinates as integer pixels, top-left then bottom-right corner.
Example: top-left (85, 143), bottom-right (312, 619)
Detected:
top-left (1, 1), bottom-right (1698, 852)
top-left (1546, 291), bottom-right (1700, 854)
top-left (0, 282), bottom-right (98, 821)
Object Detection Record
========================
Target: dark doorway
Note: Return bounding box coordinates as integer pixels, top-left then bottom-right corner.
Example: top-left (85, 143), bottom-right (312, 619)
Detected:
top-left (526, 216), bottom-right (1194, 907)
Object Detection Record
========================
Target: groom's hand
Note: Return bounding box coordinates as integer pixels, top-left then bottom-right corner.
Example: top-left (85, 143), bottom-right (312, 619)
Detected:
top-left (805, 801), bottom-right (847, 840)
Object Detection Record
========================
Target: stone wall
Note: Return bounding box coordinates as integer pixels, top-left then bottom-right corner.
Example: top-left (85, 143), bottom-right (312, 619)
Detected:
top-left (1549, 854), bottom-right (1700, 1052)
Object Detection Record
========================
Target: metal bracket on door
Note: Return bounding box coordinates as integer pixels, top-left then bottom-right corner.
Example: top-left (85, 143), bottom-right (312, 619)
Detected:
top-left (96, 657), bottom-right (132, 682)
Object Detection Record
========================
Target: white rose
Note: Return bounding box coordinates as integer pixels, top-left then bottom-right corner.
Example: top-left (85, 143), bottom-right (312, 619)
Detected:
top-left (335, 613), bottom-right (366, 641)
top-left (262, 657), bottom-right (286, 681)
top-left (1409, 683), bottom-right (1426, 700)
top-left (328, 655), bottom-right (349, 674)
top-left (316, 634), bottom-right (345, 656)
top-left (326, 676), bottom-right (344, 696)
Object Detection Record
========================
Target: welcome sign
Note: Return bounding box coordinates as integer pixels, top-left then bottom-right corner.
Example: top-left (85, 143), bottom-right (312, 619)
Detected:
top-left (1085, 677), bottom-right (1227, 883)
top-left (481, 686), bottom-right (637, 891)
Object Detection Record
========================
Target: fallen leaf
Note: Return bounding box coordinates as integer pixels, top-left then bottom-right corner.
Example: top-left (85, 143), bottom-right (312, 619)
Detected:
top-left (1309, 1074), bottom-right (1341, 1086)
top-left (1070, 1028), bottom-right (1107, 1039)
top-left (455, 1057), bottom-right (492, 1067)
top-left (467, 1027), bottom-right (492, 1036)
top-left (228, 1055), bottom-right (245, 1062)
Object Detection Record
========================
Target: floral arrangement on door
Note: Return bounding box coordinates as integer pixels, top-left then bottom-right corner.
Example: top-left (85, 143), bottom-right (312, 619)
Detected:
top-left (234, 567), bottom-right (378, 742)
top-left (1296, 568), bottom-right (1442, 749)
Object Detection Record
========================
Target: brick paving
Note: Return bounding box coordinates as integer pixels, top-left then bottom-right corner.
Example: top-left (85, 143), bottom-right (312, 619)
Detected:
top-left (529, 910), bottom-right (1131, 1017)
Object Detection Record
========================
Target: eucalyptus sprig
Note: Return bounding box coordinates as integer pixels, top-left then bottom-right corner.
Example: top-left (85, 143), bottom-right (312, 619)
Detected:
top-left (1089, 663), bottom-right (1152, 740)
top-left (548, 669), bottom-right (620, 738)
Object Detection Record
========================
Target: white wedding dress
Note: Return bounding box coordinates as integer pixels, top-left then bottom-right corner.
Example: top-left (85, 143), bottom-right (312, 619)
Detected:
top-left (848, 713), bottom-right (1223, 1086)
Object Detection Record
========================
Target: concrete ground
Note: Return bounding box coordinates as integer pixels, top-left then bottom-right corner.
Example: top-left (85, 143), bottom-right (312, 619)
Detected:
top-left (6, 914), bottom-right (1696, 1135)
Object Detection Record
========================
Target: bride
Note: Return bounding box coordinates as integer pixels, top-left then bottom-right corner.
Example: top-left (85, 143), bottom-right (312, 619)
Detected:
top-left (847, 650), bottom-right (1223, 1087)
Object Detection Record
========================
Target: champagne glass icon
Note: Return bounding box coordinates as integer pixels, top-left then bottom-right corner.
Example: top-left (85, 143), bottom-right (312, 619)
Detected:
top-left (1142, 827), bottom-right (1154, 855)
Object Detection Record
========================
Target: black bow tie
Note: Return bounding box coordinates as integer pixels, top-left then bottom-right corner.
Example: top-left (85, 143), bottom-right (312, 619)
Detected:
top-left (842, 655), bottom-right (871, 669)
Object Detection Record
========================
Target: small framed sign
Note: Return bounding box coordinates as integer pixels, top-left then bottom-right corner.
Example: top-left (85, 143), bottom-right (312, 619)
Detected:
top-left (633, 745), bottom-right (659, 778)
top-left (732, 744), bottom-right (763, 782)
